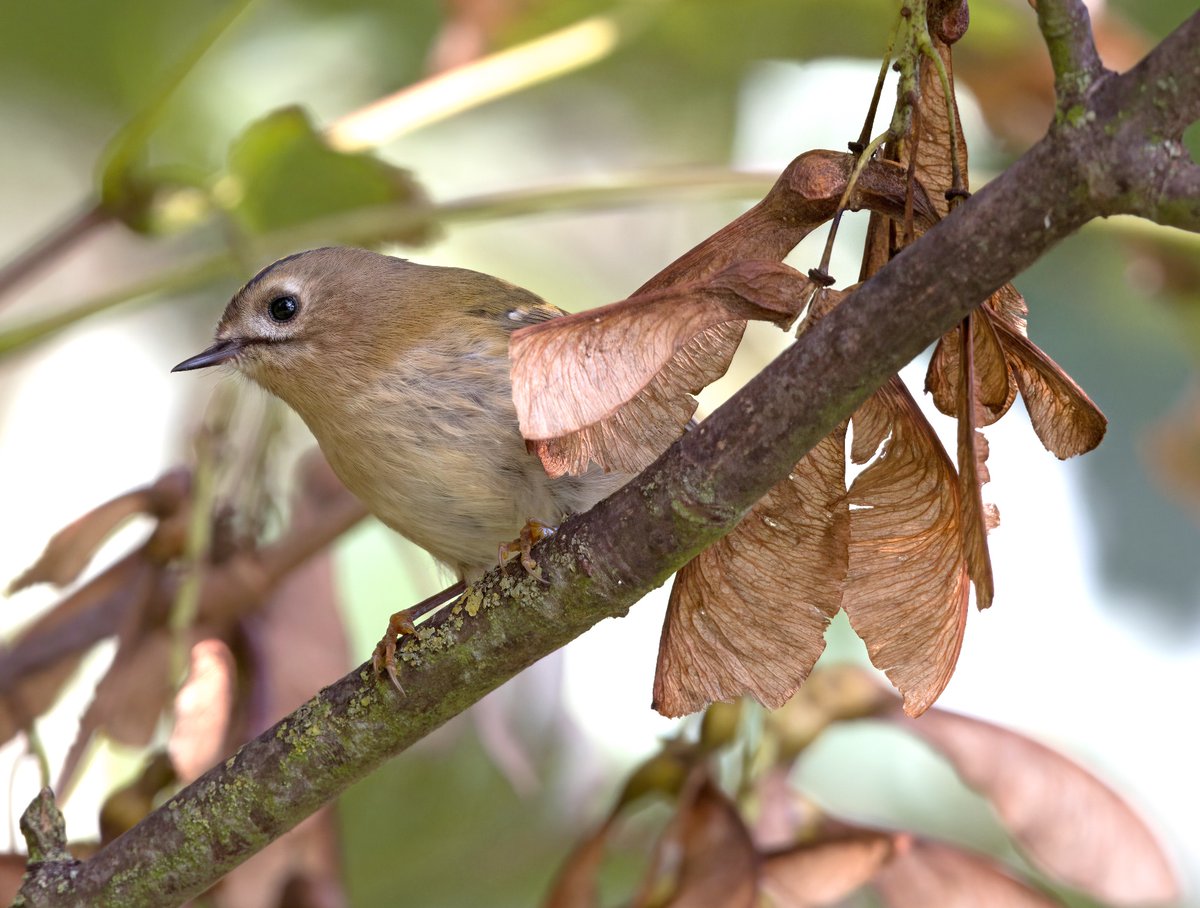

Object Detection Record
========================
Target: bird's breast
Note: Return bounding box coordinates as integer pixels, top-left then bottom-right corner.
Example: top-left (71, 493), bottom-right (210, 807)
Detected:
top-left (296, 346), bottom-right (565, 578)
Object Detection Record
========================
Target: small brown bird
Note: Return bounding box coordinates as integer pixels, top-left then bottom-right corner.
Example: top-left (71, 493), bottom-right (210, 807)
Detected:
top-left (173, 246), bottom-right (626, 581)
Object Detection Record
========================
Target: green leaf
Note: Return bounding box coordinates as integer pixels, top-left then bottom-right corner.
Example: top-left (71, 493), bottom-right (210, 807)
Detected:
top-left (96, 0), bottom-right (258, 234)
top-left (223, 106), bottom-right (437, 245)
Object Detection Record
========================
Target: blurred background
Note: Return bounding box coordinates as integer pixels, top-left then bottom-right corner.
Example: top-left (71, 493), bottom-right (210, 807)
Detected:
top-left (1, 0), bottom-right (1197, 905)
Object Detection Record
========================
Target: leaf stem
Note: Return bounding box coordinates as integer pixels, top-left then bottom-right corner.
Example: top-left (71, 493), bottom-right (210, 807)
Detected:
top-left (916, 27), bottom-right (964, 197)
top-left (813, 130), bottom-right (891, 283)
top-left (24, 728), bottom-right (52, 790)
top-left (851, 9), bottom-right (904, 153)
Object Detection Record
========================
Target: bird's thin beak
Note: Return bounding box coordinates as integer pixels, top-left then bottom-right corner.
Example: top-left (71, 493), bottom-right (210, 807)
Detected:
top-left (171, 338), bottom-right (243, 372)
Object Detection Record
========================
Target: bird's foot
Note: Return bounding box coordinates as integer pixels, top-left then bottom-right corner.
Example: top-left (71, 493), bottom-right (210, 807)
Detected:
top-left (372, 608), bottom-right (418, 693)
top-left (370, 581), bottom-right (467, 694)
top-left (498, 519), bottom-right (557, 582)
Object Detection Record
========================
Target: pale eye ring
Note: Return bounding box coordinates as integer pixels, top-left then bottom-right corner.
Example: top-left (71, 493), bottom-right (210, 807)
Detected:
top-left (268, 295), bottom-right (299, 322)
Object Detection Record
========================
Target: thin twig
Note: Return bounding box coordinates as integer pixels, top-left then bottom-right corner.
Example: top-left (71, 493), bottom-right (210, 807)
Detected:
top-left (0, 169), bottom-right (775, 363)
top-left (852, 9), bottom-right (904, 153)
top-left (0, 203), bottom-right (108, 305)
top-left (23, 729), bottom-right (51, 790)
top-left (812, 130), bottom-right (891, 282)
top-left (1034, 0), bottom-right (1105, 110)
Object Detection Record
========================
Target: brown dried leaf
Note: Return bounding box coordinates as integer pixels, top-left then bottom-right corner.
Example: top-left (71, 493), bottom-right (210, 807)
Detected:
top-left (542, 815), bottom-right (616, 908)
top-left (527, 321), bottom-right (745, 477)
top-left (636, 778), bottom-right (758, 908)
top-left (956, 314), bottom-right (996, 611)
top-left (904, 24), bottom-right (1055, 593)
top-left (860, 14), bottom-right (966, 257)
top-left (927, 311), bottom-right (1007, 614)
top-left (512, 262), bottom-right (812, 475)
top-left (897, 707), bottom-right (1180, 904)
top-left (989, 313), bottom-right (1107, 459)
top-left (517, 151), bottom-right (935, 477)
top-left (0, 477), bottom-right (191, 744)
top-left (0, 554), bottom-right (153, 747)
top-left (3, 453), bottom-right (361, 779)
top-left (844, 378), bottom-right (968, 716)
top-left (874, 839), bottom-right (1061, 907)
top-left (926, 300), bottom-right (1015, 424)
top-left (212, 551), bottom-right (350, 908)
top-left (761, 832), bottom-right (895, 907)
top-left (99, 752), bottom-right (177, 844)
top-left (57, 629), bottom-right (181, 791)
top-left (243, 548), bottom-right (350, 729)
top-left (653, 428), bottom-right (848, 717)
top-left (169, 638), bottom-right (237, 783)
top-left (638, 151), bottom-right (934, 295)
top-left (0, 654), bottom-right (80, 748)
top-left (99, 632), bottom-right (180, 748)
top-left (911, 38), bottom-right (968, 219)
top-left (986, 281), bottom-right (1028, 335)
top-left (928, 281), bottom-right (1102, 463)
top-left (6, 469), bottom-right (189, 594)
top-left (751, 766), bottom-right (817, 851)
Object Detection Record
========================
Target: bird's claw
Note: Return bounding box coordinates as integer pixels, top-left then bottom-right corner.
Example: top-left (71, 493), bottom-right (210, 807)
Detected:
top-left (498, 519), bottom-right (556, 583)
top-left (372, 608), bottom-right (418, 693)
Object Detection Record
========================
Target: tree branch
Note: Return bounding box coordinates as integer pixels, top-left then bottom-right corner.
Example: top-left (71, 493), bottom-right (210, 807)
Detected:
top-left (17, 8), bottom-right (1200, 907)
top-left (1106, 9), bottom-right (1200, 136)
top-left (1079, 10), bottom-right (1200, 230)
top-left (1153, 159), bottom-right (1200, 231)
top-left (1035, 0), bottom-right (1106, 109)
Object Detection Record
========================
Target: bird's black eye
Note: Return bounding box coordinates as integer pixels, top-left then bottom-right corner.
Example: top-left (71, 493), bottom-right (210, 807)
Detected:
top-left (268, 295), bottom-right (299, 322)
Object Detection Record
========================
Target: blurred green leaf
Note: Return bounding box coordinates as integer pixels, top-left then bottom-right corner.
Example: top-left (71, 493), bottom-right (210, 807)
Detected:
top-left (97, 0), bottom-right (258, 233)
top-left (224, 106), bottom-right (438, 245)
